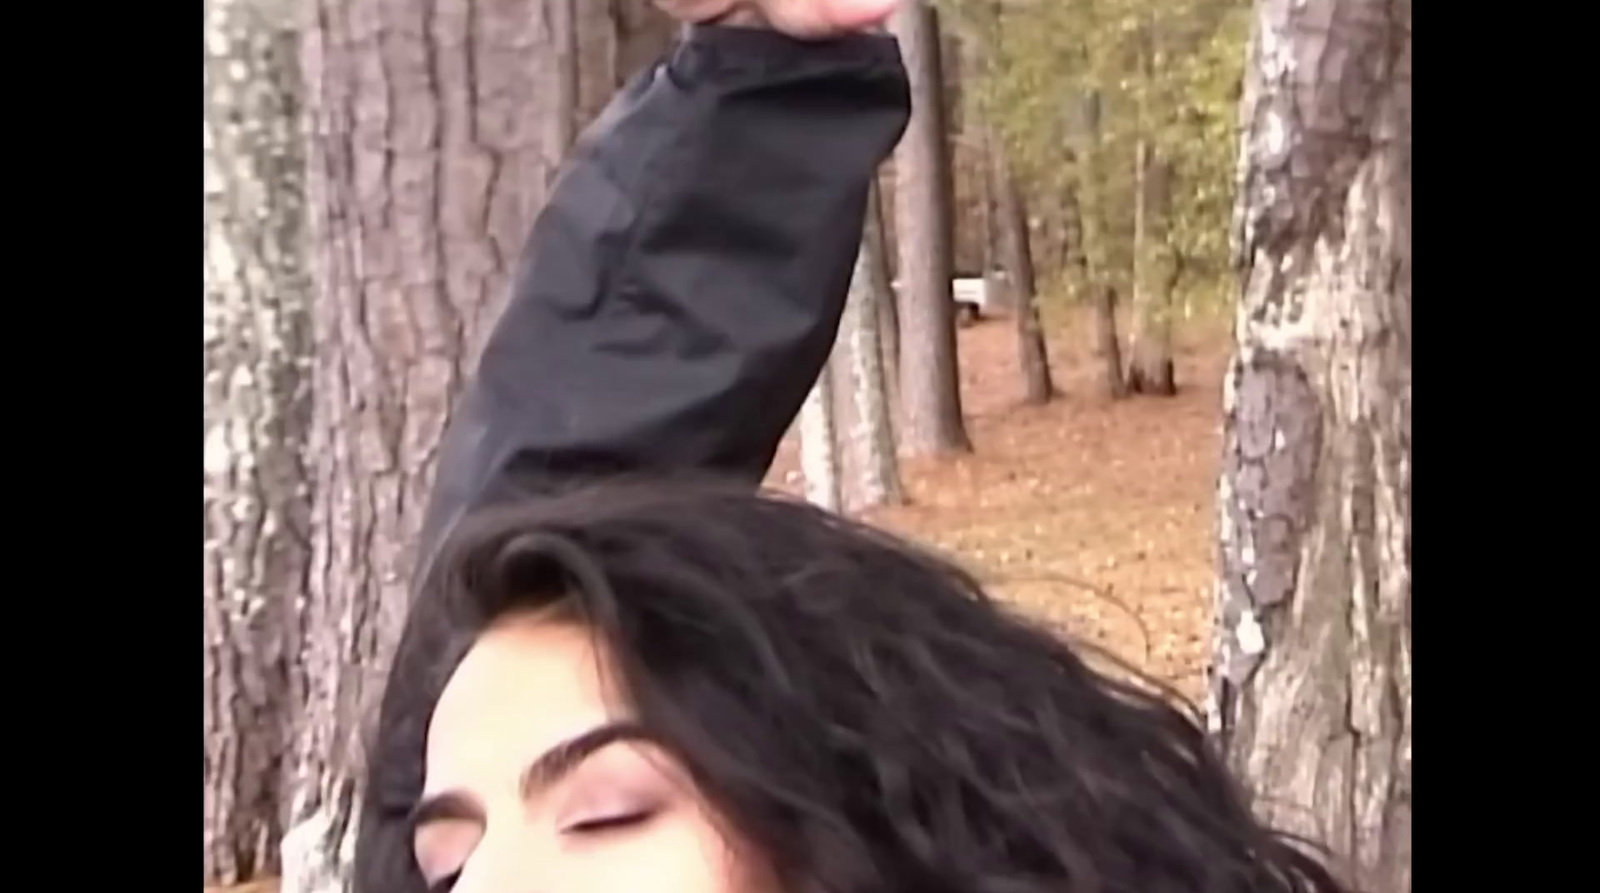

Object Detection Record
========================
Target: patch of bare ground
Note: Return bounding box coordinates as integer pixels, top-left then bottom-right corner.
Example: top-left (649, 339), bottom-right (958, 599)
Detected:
top-left (769, 303), bottom-right (1231, 701)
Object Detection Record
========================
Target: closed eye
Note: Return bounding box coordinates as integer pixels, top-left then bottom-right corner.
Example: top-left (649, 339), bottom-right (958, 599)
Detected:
top-left (566, 810), bottom-right (655, 835)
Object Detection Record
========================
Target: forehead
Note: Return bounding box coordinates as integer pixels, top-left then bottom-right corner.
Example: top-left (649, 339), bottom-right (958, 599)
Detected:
top-left (424, 612), bottom-right (632, 794)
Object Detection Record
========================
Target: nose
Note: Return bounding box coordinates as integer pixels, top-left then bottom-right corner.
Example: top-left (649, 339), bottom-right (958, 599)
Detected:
top-left (448, 826), bottom-right (553, 893)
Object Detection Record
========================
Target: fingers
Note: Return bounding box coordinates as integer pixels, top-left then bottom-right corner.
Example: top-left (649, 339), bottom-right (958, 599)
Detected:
top-left (654, 0), bottom-right (740, 23)
top-left (656, 0), bottom-right (898, 37)
top-left (765, 0), bottom-right (898, 36)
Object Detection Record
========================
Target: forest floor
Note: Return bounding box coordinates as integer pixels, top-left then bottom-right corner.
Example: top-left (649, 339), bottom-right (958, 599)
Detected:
top-left (208, 302), bottom-right (1233, 893)
top-left (766, 302), bottom-right (1232, 701)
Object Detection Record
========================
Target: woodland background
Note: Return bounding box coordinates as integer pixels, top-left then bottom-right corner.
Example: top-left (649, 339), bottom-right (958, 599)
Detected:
top-left (203, 1), bottom-right (1411, 890)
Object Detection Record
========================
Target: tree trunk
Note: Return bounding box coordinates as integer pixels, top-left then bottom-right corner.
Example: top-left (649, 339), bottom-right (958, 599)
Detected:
top-left (574, 0), bottom-right (615, 126)
top-left (1092, 285), bottom-right (1126, 399)
top-left (1059, 170), bottom-right (1087, 287)
top-left (575, 0), bottom-right (677, 128)
top-left (990, 140), bottom-right (1053, 405)
top-left (1076, 90), bottom-right (1127, 399)
top-left (1207, 2), bottom-right (1411, 892)
top-left (840, 224), bottom-right (905, 510)
top-left (963, 5), bottom-right (1009, 317)
top-left (1128, 138), bottom-right (1177, 395)
top-left (979, 162), bottom-right (1007, 312)
top-left (865, 181), bottom-right (900, 400)
top-left (799, 364), bottom-right (842, 513)
top-left (202, 0), bottom-right (311, 885)
top-left (889, 0), bottom-right (972, 456)
top-left (550, 0), bottom-right (580, 162)
top-left (608, 0), bottom-right (678, 89)
top-left (281, 2), bottom-right (572, 891)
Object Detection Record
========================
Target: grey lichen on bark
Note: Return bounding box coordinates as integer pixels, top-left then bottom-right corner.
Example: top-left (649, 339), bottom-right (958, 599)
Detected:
top-left (1207, 1), bottom-right (1410, 890)
top-left (1208, 350), bottom-right (1322, 715)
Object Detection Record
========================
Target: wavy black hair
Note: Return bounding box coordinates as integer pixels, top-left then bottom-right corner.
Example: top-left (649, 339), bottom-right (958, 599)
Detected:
top-left (355, 480), bottom-right (1350, 893)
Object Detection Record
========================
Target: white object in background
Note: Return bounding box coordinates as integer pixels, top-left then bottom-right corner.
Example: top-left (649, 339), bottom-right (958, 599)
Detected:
top-left (951, 277), bottom-right (987, 312)
top-left (889, 276), bottom-right (990, 318)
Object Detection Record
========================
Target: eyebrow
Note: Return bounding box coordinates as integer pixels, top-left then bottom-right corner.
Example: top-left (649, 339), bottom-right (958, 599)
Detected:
top-left (409, 720), bottom-right (660, 828)
top-left (520, 720), bottom-right (659, 799)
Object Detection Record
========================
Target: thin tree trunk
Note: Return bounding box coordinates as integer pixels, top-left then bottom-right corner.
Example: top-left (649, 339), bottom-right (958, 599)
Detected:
top-left (1128, 138), bottom-right (1177, 395)
top-left (979, 161), bottom-right (1007, 312)
top-left (799, 365), bottom-right (842, 512)
top-left (889, 0), bottom-right (972, 456)
top-left (840, 226), bottom-right (905, 510)
top-left (1093, 285), bottom-right (1126, 398)
top-left (203, 0), bottom-right (310, 885)
top-left (574, 0), bottom-right (615, 126)
top-left (550, 0), bottom-right (580, 166)
top-left (1060, 170), bottom-right (1087, 287)
top-left (864, 181), bottom-right (900, 410)
top-left (1126, 19), bottom-right (1177, 396)
top-left (1207, 2), bottom-right (1411, 892)
top-left (956, 23), bottom-right (1005, 316)
top-left (990, 140), bottom-right (1053, 405)
top-left (1076, 90), bottom-right (1127, 399)
top-left (280, 2), bottom-right (571, 890)
top-left (576, 0), bottom-right (675, 129)
top-left (609, 0), bottom-right (678, 88)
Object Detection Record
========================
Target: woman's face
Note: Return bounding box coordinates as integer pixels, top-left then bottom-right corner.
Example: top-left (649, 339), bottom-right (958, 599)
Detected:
top-left (416, 609), bottom-right (774, 893)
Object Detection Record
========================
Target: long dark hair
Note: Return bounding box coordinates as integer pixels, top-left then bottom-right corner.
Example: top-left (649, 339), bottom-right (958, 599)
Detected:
top-left (355, 479), bottom-right (1349, 893)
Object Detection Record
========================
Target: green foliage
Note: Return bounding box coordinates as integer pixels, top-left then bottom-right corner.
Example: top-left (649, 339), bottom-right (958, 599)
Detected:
top-left (939, 0), bottom-right (1248, 312)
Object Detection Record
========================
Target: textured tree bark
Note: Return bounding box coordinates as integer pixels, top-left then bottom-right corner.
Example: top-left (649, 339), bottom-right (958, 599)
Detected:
top-left (889, 0), bottom-right (972, 456)
top-left (799, 364), bottom-right (843, 513)
top-left (1206, 2), bottom-right (1411, 892)
top-left (840, 224), bottom-right (905, 510)
top-left (202, 0), bottom-right (311, 884)
top-left (1075, 90), bottom-right (1127, 399)
top-left (1128, 138), bottom-right (1177, 395)
top-left (990, 141), bottom-right (1053, 405)
top-left (281, 2), bottom-right (571, 890)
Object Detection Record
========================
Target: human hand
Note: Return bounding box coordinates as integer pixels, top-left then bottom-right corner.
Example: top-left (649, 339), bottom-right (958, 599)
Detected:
top-left (655, 0), bottom-right (898, 38)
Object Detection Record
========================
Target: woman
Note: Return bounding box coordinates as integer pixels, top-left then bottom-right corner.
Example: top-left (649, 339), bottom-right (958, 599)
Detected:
top-left (355, 2), bottom-right (1352, 892)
